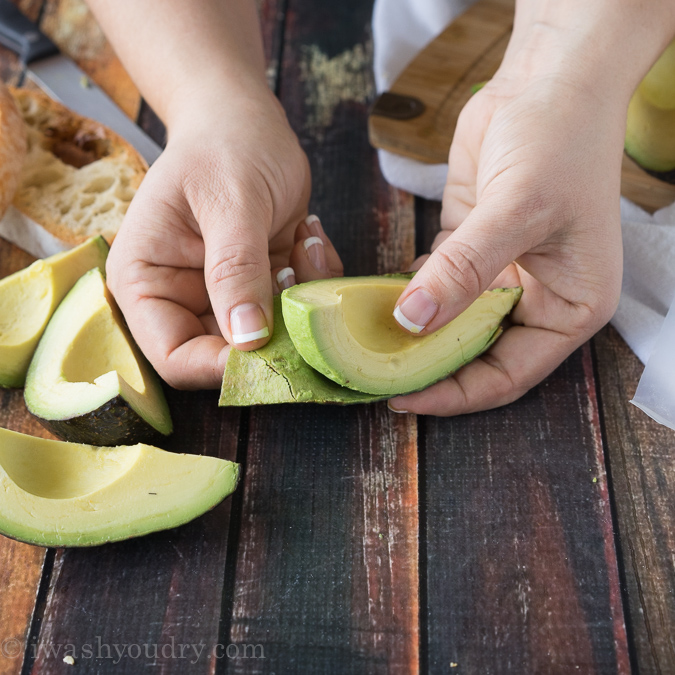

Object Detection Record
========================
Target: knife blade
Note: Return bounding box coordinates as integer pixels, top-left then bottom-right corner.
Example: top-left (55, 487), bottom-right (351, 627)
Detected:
top-left (0, 0), bottom-right (162, 164)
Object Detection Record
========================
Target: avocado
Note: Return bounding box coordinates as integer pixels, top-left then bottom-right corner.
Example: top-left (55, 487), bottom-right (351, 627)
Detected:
top-left (0, 426), bottom-right (239, 547)
top-left (220, 295), bottom-right (384, 405)
top-left (282, 275), bottom-right (522, 396)
top-left (0, 236), bottom-right (109, 388)
top-left (625, 38), bottom-right (675, 174)
top-left (24, 267), bottom-right (173, 446)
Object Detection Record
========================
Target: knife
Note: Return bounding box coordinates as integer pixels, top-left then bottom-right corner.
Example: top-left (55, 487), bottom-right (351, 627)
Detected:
top-left (0, 0), bottom-right (162, 164)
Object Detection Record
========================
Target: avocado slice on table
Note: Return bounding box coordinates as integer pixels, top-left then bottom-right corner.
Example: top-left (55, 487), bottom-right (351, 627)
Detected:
top-left (0, 426), bottom-right (239, 547)
top-left (24, 267), bottom-right (173, 446)
top-left (282, 275), bottom-right (522, 396)
top-left (0, 236), bottom-right (109, 388)
top-left (625, 38), bottom-right (675, 173)
top-left (220, 295), bottom-right (384, 405)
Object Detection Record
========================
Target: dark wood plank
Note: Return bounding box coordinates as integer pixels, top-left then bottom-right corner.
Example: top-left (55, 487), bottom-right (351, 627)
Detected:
top-left (0, 542), bottom-right (46, 675)
top-left (594, 324), bottom-right (675, 672)
top-left (225, 0), bottom-right (419, 672)
top-left (420, 342), bottom-right (630, 673)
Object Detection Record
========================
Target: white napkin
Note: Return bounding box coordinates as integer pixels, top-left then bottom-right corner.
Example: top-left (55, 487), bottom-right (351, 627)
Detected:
top-left (372, 0), bottom-right (675, 365)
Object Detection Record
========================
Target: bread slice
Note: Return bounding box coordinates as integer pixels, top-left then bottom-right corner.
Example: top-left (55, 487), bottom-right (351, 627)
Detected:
top-left (0, 83), bottom-right (27, 221)
top-left (8, 87), bottom-right (147, 248)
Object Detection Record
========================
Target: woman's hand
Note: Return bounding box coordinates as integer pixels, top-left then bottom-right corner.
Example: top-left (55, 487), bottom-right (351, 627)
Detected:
top-left (389, 72), bottom-right (625, 415)
top-left (389, 3), bottom-right (675, 416)
top-left (106, 87), bottom-right (342, 389)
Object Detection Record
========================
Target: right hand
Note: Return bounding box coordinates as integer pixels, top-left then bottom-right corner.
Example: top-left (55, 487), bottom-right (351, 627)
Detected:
top-left (106, 86), bottom-right (343, 390)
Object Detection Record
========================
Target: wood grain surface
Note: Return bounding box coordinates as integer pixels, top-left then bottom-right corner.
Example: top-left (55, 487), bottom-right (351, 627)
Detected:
top-left (414, 199), bottom-right (631, 674)
top-left (368, 0), bottom-right (514, 165)
top-left (226, 0), bottom-right (420, 671)
top-left (594, 325), bottom-right (675, 673)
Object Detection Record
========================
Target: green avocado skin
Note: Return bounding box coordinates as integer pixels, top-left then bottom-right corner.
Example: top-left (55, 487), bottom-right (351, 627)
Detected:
top-left (32, 394), bottom-right (169, 446)
top-left (220, 296), bottom-right (384, 406)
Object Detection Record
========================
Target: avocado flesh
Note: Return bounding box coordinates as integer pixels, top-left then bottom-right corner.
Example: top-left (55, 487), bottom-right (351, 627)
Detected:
top-left (282, 276), bottom-right (522, 396)
top-left (220, 295), bottom-right (384, 405)
top-left (0, 236), bottom-right (109, 388)
top-left (625, 38), bottom-right (675, 173)
top-left (0, 426), bottom-right (239, 547)
top-left (25, 268), bottom-right (173, 446)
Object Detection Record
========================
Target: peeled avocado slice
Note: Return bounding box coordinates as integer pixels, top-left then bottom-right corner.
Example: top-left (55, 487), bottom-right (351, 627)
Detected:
top-left (0, 236), bottom-right (109, 388)
top-left (625, 38), bottom-right (675, 173)
top-left (25, 268), bottom-right (173, 446)
top-left (220, 295), bottom-right (384, 405)
top-left (0, 426), bottom-right (239, 547)
top-left (282, 275), bottom-right (522, 396)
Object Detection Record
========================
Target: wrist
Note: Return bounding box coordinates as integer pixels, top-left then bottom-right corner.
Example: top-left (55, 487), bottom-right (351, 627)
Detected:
top-left (163, 71), bottom-right (280, 140)
top-left (498, 1), bottom-right (675, 109)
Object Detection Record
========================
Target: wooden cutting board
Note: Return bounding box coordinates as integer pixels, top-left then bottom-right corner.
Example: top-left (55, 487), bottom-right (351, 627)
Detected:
top-left (368, 0), bottom-right (675, 213)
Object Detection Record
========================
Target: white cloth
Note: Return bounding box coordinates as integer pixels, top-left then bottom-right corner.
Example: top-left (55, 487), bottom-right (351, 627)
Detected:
top-left (372, 0), bottom-right (675, 365)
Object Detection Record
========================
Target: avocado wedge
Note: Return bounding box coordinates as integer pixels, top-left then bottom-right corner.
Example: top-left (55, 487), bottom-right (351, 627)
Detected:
top-left (0, 426), bottom-right (239, 547)
top-left (24, 267), bottom-right (173, 446)
top-left (282, 275), bottom-right (522, 396)
top-left (220, 295), bottom-right (384, 405)
top-left (0, 236), bottom-right (109, 388)
top-left (625, 38), bottom-right (675, 174)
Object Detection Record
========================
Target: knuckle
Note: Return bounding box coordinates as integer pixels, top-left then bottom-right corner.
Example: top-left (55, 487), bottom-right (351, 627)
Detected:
top-left (207, 243), bottom-right (267, 288)
top-left (431, 241), bottom-right (490, 299)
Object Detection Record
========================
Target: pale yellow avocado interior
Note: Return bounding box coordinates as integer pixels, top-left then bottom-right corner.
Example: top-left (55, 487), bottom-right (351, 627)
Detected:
top-left (0, 262), bottom-right (53, 345)
top-left (0, 434), bottom-right (139, 499)
top-left (0, 237), bottom-right (108, 388)
top-left (0, 427), bottom-right (239, 547)
top-left (339, 283), bottom-right (418, 353)
top-left (61, 300), bottom-right (144, 391)
top-left (282, 275), bottom-right (521, 395)
top-left (24, 267), bottom-right (171, 436)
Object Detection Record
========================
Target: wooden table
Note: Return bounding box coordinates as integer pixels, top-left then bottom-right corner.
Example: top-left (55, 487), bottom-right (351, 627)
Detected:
top-left (1, 1), bottom-right (674, 673)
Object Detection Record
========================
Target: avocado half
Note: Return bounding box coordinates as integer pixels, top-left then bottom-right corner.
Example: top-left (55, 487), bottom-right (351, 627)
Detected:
top-left (625, 38), bottom-right (675, 174)
top-left (24, 267), bottom-right (173, 446)
top-left (220, 295), bottom-right (383, 405)
top-left (282, 275), bottom-right (522, 396)
top-left (0, 236), bottom-right (109, 388)
top-left (0, 426), bottom-right (239, 547)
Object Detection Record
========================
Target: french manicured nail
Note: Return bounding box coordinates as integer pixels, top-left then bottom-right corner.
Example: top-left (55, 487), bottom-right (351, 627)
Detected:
top-left (276, 267), bottom-right (296, 291)
top-left (230, 303), bottom-right (269, 344)
top-left (304, 236), bottom-right (328, 273)
top-left (393, 288), bottom-right (438, 333)
top-left (388, 400), bottom-right (408, 414)
top-left (306, 214), bottom-right (324, 239)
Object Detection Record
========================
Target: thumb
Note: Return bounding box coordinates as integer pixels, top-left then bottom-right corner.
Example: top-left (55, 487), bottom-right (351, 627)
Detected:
top-left (393, 203), bottom-right (527, 335)
top-left (201, 199), bottom-right (274, 351)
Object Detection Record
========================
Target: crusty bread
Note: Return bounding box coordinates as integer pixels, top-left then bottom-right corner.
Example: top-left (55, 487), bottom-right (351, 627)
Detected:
top-left (9, 87), bottom-right (147, 246)
top-left (0, 83), bottom-right (27, 221)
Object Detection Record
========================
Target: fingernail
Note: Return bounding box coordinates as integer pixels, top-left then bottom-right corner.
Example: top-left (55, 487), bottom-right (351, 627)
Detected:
top-left (304, 236), bottom-right (328, 273)
top-left (306, 214), bottom-right (324, 239)
top-left (276, 267), bottom-right (296, 291)
top-left (388, 400), bottom-right (408, 414)
top-left (230, 303), bottom-right (269, 344)
top-left (393, 289), bottom-right (438, 333)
